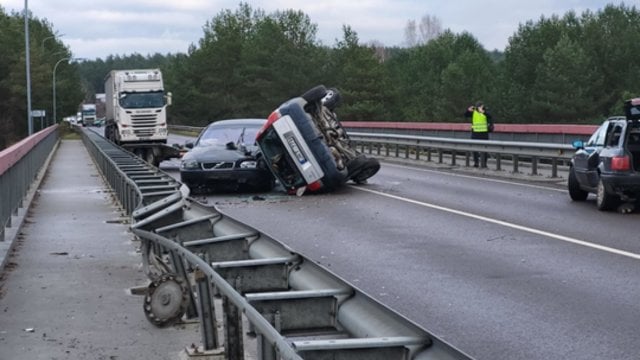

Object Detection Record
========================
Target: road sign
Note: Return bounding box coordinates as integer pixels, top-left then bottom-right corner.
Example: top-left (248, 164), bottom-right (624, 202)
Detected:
top-left (31, 110), bottom-right (46, 117)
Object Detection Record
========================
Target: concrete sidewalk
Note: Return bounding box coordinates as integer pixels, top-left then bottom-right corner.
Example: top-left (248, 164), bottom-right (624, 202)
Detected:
top-left (0, 140), bottom-right (198, 359)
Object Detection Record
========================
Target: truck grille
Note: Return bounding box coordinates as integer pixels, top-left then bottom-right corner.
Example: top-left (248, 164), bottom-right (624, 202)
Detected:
top-left (131, 113), bottom-right (159, 137)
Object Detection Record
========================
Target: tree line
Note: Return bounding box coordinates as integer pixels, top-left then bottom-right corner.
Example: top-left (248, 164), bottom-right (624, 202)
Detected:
top-left (2, 3), bottom-right (639, 149)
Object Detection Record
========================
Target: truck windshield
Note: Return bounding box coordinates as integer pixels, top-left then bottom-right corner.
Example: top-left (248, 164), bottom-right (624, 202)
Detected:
top-left (119, 91), bottom-right (164, 109)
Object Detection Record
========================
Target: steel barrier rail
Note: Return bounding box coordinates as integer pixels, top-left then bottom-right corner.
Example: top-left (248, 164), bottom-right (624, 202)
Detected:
top-left (79, 127), bottom-right (473, 359)
top-left (0, 126), bottom-right (59, 242)
top-left (349, 132), bottom-right (575, 177)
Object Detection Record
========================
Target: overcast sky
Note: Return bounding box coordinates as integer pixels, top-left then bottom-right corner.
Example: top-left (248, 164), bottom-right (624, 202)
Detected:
top-left (2, 0), bottom-right (633, 60)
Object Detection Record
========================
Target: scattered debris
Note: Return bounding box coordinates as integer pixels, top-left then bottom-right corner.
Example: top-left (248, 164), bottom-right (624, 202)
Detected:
top-left (49, 252), bottom-right (69, 256)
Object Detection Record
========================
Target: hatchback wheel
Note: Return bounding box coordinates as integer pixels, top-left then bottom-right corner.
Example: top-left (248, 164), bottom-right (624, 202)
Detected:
top-left (596, 178), bottom-right (618, 211)
top-left (568, 167), bottom-right (588, 201)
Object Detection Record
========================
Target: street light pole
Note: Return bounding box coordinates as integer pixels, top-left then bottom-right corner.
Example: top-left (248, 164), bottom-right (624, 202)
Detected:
top-left (53, 57), bottom-right (84, 125)
top-left (53, 57), bottom-right (69, 125)
top-left (25, 0), bottom-right (33, 135)
top-left (41, 33), bottom-right (65, 52)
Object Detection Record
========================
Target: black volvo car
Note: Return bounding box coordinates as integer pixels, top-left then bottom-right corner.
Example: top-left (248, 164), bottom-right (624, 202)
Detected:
top-left (180, 119), bottom-right (274, 193)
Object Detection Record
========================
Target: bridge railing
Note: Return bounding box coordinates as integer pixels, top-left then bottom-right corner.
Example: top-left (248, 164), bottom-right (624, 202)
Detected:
top-left (349, 132), bottom-right (574, 178)
top-left (0, 126), bottom-right (59, 243)
top-left (80, 128), bottom-right (474, 359)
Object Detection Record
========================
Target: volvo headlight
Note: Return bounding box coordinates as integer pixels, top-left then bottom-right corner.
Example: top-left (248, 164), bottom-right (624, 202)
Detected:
top-left (181, 159), bottom-right (200, 170)
top-left (239, 160), bottom-right (257, 169)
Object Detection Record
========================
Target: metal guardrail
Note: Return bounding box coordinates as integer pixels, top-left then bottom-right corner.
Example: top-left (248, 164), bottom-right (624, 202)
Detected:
top-left (169, 125), bottom-right (574, 177)
top-left (349, 132), bottom-right (574, 178)
top-left (0, 126), bottom-right (59, 242)
top-left (80, 127), bottom-right (473, 359)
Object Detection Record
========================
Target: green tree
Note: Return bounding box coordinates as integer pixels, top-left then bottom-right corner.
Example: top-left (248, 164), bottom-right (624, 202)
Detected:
top-left (531, 35), bottom-right (604, 122)
top-left (329, 26), bottom-right (391, 121)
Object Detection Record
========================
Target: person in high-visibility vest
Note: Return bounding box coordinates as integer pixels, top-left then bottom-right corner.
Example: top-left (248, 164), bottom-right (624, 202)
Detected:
top-left (464, 101), bottom-right (494, 167)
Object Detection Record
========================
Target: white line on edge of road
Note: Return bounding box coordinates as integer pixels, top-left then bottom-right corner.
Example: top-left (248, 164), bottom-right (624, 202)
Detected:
top-left (352, 186), bottom-right (640, 261)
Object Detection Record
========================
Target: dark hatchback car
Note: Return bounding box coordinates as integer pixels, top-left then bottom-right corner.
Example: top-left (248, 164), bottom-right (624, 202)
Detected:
top-left (568, 98), bottom-right (640, 210)
top-left (180, 119), bottom-right (274, 193)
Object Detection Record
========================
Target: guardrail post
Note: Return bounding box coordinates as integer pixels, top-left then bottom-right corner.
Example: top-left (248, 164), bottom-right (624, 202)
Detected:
top-left (438, 150), bottom-right (444, 164)
top-left (551, 158), bottom-right (558, 178)
top-left (169, 250), bottom-right (199, 319)
top-left (450, 151), bottom-right (456, 166)
top-left (223, 294), bottom-right (244, 360)
top-left (496, 154), bottom-right (502, 171)
top-left (394, 144), bottom-right (399, 158)
top-left (427, 148), bottom-right (432, 162)
top-left (195, 269), bottom-right (219, 350)
top-left (258, 332), bottom-right (278, 360)
top-left (416, 147), bottom-right (421, 160)
top-left (512, 155), bottom-right (519, 173)
top-left (531, 156), bottom-right (538, 175)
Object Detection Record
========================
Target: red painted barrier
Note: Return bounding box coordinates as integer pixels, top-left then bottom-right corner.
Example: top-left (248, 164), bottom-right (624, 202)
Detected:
top-left (0, 126), bottom-right (58, 176)
top-left (341, 121), bottom-right (598, 135)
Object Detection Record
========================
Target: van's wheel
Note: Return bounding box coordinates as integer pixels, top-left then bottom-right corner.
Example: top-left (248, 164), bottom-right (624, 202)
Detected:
top-left (596, 178), bottom-right (618, 211)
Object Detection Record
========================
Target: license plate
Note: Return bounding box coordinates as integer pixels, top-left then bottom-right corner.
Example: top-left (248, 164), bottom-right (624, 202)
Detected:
top-left (284, 133), bottom-right (307, 165)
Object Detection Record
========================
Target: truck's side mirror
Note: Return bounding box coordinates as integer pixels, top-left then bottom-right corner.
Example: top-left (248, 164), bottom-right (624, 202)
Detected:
top-left (165, 92), bottom-right (173, 106)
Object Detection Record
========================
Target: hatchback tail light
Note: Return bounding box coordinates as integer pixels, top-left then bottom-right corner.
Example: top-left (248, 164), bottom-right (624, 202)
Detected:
top-left (256, 110), bottom-right (281, 140)
top-left (611, 155), bottom-right (630, 171)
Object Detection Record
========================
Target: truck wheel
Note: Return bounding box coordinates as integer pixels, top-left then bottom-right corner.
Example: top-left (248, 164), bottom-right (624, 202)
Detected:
top-left (145, 150), bottom-right (160, 167)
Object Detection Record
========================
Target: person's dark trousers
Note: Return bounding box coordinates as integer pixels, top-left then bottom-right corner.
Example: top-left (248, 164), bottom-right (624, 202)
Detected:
top-left (471, 131), bottom-right (489, 168)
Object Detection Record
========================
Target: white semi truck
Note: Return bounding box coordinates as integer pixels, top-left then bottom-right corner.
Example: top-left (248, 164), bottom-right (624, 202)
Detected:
top-left (81, 103), bottom-right (97, 126)
top-left (104, 69), bottom-right (179, 166)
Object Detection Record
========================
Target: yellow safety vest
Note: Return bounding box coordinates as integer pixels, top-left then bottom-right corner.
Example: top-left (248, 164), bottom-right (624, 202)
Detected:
top-left (471, 110), bottom-right (488, 133)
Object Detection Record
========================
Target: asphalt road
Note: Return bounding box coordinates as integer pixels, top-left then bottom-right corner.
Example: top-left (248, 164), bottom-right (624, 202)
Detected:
top-left (162, 154), bottom-right (640, 360)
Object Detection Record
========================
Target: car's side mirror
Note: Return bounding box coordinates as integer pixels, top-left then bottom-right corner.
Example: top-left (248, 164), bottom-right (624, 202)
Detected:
top-left (226, 141), bottom-right (238, 150)
top-left (185, 142), bottom-right (194, 149)
top-left (572, 140), bottom-right (584, 149)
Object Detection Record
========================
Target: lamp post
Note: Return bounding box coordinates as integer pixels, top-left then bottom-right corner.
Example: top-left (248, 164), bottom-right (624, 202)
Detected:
top-left (52, 57), bottom-right (69, 125)
top-left (25, 0), bottom-right (32, 135)
top-left (41, 33), bottom-right (64, 52)
top-left (52, 57), bottom-right (84, 125)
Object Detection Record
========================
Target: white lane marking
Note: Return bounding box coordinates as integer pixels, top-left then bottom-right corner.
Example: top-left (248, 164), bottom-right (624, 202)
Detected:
top-left (382, 162), bottom-right (566, 193)
top-left (352, 186), bottom-right (640, 260)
